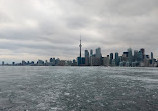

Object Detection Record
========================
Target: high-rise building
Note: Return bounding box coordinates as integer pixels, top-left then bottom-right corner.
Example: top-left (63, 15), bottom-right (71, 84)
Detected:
top-left (95, 48), bottom-right (102, 58)
top-left (150, 52), bottom-right (154, 66)
top-left (138, 50), bottom-right (143, 62)
top-left (95, 48), bottom-right (102, 65)
top-left (90, 55), bottom-right (94, 66)
top-left (85, 50), bottom-right (89, 66)
top-left (110, 53), bottom-right (113, 65)
top-left (85, 50), bottom-right (89, 57)
top-left (140, 48), bottom-right (145, 60)
top-left (151, 52), bottom-right (153, 59)
top-left (90, 49), bottom-right (93, 65)
top-left (146, 55), bottom-right (149, 59)
top-left (103, 57), bottom-right (110, 66)
top-left (77, 56), bottom-right (82, 65)
top-left (123, 52), bottom-right (129, 57)
top-left (134, 50), bottom-right (138, 62)
top-left (115, 52), bottom-right (119, 66)
top-left (122, 52), bottom-right (128, 62)
top-left (81, 57), bottom-right (85, 65)
top-left (90, 49), bottom-right (93, 56)
top-left (91, 55), bottom-right (101, 66)
top-left (119, 56), bottom-right (122, 64)
top-left (128, 48), bottom-right (133, 66)
top-left (112, 59), bottom-right (116, 66)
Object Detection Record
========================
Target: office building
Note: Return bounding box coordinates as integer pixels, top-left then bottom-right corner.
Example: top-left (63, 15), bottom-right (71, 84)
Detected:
top-left (151, 52), bottom-right (153, 59)
top-left (85, 50), bottom-right (89, 66)
top-left (110, 53), bottom-right (113, 65)
top-left (103, 56), bottom-right (110, 66)
top-left (128, 48), bottom-right (133, 66)
top-left (115, 52), bottom-right (119, 66)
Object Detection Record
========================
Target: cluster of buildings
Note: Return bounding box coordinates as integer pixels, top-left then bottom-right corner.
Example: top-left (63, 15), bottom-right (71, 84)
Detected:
top-left (1, 39), bottom-right (158, 67)
top-left (77, 38), bottom-right (158, 67)
top-left (1, 58), bottom-right (74, 66)
top-left (77, 48), bottom-right (158, 67)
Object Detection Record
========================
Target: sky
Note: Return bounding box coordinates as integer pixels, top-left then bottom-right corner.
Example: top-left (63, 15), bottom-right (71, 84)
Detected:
top-left (0, 0), bottom-right (158, 63)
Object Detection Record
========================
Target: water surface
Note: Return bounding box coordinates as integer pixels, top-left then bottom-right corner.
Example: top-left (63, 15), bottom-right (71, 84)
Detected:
top-left (0, 66), bottom-right (158, 111)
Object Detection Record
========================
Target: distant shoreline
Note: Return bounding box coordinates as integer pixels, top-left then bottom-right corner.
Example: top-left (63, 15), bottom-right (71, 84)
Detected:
top-left (0, 65), bottom-right (157, 68)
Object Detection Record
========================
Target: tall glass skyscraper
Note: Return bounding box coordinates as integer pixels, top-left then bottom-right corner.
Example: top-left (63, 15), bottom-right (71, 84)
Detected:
top-left (128, 48), bottom-right (133, 66)
top-left (85, 50), bottom-right (89, 66)
top-left (110, 53), bottom-right (113, 65)
top-left (115, 52), bottom-right (119, 66)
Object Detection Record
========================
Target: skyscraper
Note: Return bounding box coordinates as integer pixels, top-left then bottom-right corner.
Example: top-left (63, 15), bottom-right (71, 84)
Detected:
top-left (128, 48), bottom-right (133, 66)
top-left (96, 47), bottom-right (102, 58)
top-left (151, 52), bottom-right (153, 59)
top-left (85, 50), bottom-right (89, 66)
top-left (90, 49), bottom-right (93, 56)
top-left (150, 52), bottom-right (154, 66)
top-left (95, 48), bottom-right (102, 65)
top-left (138, 50), bottom-right (143, 62)
top-left (134, 50), bottom-right (138, 61)
top-left (115, 52), bottom-right (119, 66)
top-left (90, 49), bottom-right (93, 66)
top-left (110, 53), bottom-right (113, 65)
top-left (103, 57), bottom-right (110, 66)
top-left (140, 48), bottom-right (145, 60)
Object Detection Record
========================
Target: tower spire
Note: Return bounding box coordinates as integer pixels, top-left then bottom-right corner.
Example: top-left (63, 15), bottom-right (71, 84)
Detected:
top-left (79, 34), bottom-right (82, 65)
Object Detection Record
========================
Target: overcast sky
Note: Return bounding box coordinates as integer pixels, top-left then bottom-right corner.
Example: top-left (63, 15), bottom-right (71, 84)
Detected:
top-left (0, 0), bottom-right (158, 63)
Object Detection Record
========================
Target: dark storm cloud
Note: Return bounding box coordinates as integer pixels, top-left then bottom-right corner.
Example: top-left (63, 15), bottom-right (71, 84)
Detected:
top-left (0, 0), bottom-right (158, 62)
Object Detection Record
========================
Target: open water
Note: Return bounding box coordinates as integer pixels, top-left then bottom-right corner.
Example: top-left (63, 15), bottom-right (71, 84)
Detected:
top-left (0, 66), bottom-right (158, 111)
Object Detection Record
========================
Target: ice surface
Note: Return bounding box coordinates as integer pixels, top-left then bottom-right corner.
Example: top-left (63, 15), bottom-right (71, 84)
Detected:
top-left (0, 66), bottom-right (158, 111)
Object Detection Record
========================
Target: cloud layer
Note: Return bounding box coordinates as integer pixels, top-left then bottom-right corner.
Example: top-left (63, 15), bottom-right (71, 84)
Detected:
top-left (0, 0), bottom-right (158, 63)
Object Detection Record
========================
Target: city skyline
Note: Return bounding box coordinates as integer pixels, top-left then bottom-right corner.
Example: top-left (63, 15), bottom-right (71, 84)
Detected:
top-left (0, 0), bottom-right (158, 62)
top-left (1, 39), bottom-right (158, 67)
top-left (1, 36), bottom-right (158, 64)
top-left (1, 40), bottom-right (158, 64)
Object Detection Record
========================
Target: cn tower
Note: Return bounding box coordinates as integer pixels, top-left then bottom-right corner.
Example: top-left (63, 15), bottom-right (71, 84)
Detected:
top-left (79, 36), bottom-right (82, 64)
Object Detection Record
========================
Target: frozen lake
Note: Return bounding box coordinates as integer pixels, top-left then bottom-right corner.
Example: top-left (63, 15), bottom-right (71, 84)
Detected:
top-left (0, 66), bottom-right (158, 111)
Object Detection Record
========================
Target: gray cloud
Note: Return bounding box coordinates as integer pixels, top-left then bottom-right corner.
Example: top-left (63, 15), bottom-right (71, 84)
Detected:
top-left (0, 0), bottom-right (158, 63)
